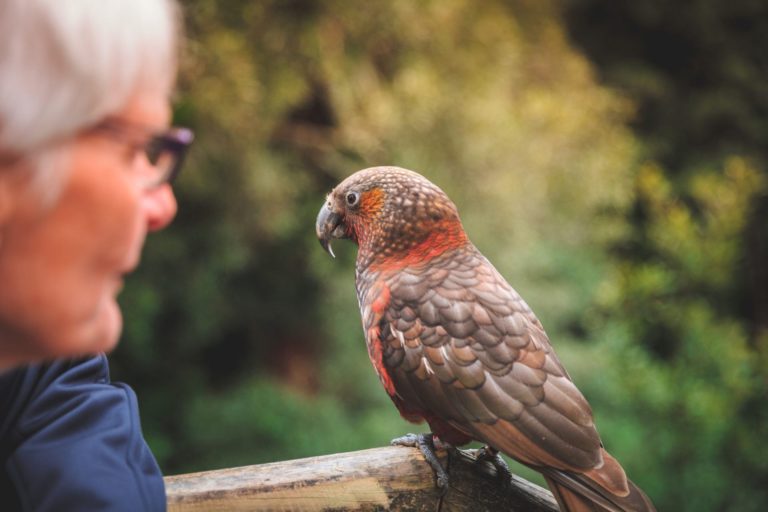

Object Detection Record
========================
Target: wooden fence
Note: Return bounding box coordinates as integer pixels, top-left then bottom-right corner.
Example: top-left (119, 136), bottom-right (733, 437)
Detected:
top-left (165, 445), bottom-right (559, 511)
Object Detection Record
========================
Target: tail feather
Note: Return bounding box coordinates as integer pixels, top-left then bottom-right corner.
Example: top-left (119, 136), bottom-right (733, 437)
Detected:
top-left (543, 470), bottom-right (656, 512)
top-left (545, 476), bottom-right (607, 512)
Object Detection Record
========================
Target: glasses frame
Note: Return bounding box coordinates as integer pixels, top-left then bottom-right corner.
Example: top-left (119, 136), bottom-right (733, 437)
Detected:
top-left (91, 119), bottom-right (195, 189)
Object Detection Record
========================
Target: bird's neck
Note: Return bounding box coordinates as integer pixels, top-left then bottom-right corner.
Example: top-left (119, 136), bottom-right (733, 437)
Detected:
top-left (356, 218), bottom-right (469, 273)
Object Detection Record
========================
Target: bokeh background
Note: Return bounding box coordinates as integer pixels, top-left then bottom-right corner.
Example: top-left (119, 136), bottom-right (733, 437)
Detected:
top-left (111, 1), bottom-right (768, 510)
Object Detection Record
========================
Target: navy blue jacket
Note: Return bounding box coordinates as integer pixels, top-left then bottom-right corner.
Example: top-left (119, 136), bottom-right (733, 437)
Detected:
top-left (0, 355), bottom-right (165, 511)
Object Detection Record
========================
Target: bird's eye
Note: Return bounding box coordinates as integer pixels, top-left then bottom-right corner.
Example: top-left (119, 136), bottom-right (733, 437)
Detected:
top-left (346, 191), bottom-right (360, 206)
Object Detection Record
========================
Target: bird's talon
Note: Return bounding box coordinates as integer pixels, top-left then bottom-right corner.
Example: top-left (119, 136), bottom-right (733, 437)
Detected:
top-left (391, 432), bottom-right (450, 494)
top-left (390, 433), bottom-right (420, 447)
top-left (436, 473), bottom-right (450, 496)
top-left (476, 445), bottom-right (512, 485)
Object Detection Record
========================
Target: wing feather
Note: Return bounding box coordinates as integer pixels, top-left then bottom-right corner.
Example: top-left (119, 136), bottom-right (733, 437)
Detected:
top-left (375, 247), bottom-right (603, 471)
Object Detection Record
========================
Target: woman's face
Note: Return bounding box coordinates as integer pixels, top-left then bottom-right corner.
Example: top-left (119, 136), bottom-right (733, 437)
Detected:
top-left (0, 91), bottom-right (177, 368)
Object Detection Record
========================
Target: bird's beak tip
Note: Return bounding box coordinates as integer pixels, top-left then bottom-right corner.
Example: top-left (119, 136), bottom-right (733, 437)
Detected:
top-left (319, 237), bottom-right (336, 258)
top-left (316, 202), bottom-right (343, 259)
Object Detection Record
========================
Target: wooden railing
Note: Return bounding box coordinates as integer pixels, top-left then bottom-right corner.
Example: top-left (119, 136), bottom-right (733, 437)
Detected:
top-left (165, 445), bottom-right (559, 511)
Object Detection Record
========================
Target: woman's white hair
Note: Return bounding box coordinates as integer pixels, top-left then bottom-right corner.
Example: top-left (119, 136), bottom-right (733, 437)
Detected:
top-left (0, 0), bottom-right (180, 195)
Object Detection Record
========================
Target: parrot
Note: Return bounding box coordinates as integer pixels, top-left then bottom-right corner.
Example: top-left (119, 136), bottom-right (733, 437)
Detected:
top-left (316, 166), bottom-right (656, 512)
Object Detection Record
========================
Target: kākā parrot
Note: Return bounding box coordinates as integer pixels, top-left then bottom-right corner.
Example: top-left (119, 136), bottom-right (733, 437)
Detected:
top-left (316, 166), bottom-right (655, 512)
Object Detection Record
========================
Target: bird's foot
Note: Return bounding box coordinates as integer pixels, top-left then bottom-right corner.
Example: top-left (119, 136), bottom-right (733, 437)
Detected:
top-left (391, 433), bottom-right (450, 494)
top-left (476, 445), bottom-right (512, 486)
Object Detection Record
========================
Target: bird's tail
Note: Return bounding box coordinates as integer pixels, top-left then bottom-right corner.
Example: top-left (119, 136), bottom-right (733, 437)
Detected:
top-left (542, 449), bottom-right (656, 512)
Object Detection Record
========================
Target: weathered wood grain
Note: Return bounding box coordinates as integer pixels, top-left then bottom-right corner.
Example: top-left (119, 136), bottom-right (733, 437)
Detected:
top-left (165, 445), bottom-right (559, 511)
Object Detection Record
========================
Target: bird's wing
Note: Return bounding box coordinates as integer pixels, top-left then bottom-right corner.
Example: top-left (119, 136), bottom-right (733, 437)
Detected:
top-left (377, 247), bottom-right (605, 473)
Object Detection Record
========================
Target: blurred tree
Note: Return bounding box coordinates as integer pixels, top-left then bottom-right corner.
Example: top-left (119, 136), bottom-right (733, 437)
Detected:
top-left (563, 0), bottom-right (768, 335)
top-left (582, 160), bottom-right (767, 510)
top-left (562, 2), bottom-right (768, 510)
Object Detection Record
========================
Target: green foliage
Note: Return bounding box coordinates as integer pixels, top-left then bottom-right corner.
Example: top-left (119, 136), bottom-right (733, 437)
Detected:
top-left (564, 0), bottom-right (768, 168)
top-left (107, 1), bottom-right (768, 510)
top-left (582, 160), bottom-right (768, 511)
top-left (563, 2), bottom-right (768, 508)
top-left (178, 377), bottom-right (413, 472)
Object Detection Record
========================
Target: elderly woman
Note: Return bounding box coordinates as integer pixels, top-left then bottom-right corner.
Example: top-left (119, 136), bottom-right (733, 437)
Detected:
top-left (0, 1), bottom-right (191, 510)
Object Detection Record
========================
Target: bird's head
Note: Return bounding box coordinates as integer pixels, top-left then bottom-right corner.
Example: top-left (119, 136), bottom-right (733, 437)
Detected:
top-left (316, 166), bottom-right (468, 269)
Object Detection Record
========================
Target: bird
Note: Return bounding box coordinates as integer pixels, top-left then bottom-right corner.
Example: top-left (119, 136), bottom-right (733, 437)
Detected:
top-left (316, 166), bottom-right (656, 512)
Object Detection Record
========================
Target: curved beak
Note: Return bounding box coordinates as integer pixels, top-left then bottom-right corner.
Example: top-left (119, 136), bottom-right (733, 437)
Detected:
top-left (315, 201), bottom-right (345, 258)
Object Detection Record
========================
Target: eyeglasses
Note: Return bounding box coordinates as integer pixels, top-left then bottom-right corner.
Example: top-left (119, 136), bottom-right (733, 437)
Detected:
top-left (91, 118), bottom-right (195, 189)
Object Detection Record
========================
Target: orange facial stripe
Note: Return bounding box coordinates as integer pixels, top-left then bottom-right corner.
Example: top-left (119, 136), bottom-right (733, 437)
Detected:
top-left (360, 187), bottom-right (385, 217)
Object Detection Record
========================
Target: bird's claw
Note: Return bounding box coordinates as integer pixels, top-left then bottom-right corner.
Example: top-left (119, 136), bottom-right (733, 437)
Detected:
top-left (476, 445), bottom-right (512, 486)
top-left (391, 433), bottom-right (450, 495)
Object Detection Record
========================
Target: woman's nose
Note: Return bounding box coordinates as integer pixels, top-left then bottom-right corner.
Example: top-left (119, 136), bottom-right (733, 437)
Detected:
top-left (143, 184), bottom-right (177, 232)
